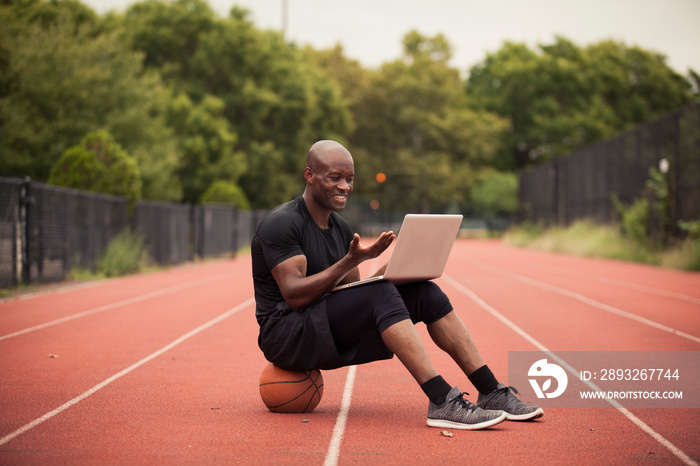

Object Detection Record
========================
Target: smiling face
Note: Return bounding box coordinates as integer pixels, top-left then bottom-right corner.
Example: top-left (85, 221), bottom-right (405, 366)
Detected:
top-left (304, 142), bottom-right (355, 213)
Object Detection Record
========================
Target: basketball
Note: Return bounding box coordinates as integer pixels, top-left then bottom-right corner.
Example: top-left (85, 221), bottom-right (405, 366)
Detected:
top-left (259, 363), bottom-right (324, 413)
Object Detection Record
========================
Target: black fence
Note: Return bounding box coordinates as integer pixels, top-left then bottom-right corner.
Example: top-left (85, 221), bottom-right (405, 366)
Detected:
top-left (0, 178), bottom-right (267, 288)
top-left (519, 103), bottom-right (700, 230)
top-left (0, 178), bottom-right (23, 288)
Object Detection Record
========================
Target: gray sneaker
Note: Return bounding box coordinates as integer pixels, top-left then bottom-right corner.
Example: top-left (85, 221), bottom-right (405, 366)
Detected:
top-left (427, 386), bottom-right (507, 430)
top-left (477, 383), bottom-right (544, 421)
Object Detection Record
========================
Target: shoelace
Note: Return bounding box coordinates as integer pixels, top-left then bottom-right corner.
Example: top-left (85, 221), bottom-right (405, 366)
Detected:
top-left (496, 386), bottom-right (523, 410)
top-left (448, 391), bottom-right (477, 413)
top-left (500, 385), bottom-right (520, 397)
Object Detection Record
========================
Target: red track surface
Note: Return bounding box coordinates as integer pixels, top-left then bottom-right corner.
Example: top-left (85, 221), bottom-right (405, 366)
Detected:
top-left (1, 240), bottom-right (698, 464)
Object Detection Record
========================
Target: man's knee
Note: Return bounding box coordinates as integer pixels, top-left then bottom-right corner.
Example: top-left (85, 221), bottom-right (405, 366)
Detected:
top-left (370, 281), bottom-right (411, 333)
top-left (396, 281), bottom-right (453, 325)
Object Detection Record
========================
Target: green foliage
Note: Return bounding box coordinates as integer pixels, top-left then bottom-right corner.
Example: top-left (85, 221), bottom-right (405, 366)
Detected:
top-left (679, 220), bottom-right (700, 240)
top-left (645, 167), bottom-right (670, 243)
top-left (666, 220), bottom-right (700, 270)
top-left (611, 194), bottom-right (650, 249)
top-left (466, 37), bottom-right (694, 170)
top-left (505, 220), bottom-right (652, 262)
top-left (346, 30), bottom-right (509, 213)
top-left (503, 221), bottom-right (545, 247)
top-left (2, 0), bottom-right (695, 218)
top-left (166, 92), bottom-right (246, 203)
top-left (200, 180), bottom-right (250, 210)
top-left (610, 167), bottom-right (673, 250)
top-left (506, 219), bottom-right (700, 271)
top-left (471, 170), bottom-right (518, 217)
top-left (238, 141), bottom-right (300, 208)
top-left (121, 0), bottom-right (352, 207)
top-left (48, 131), bottom-right (142, 206)
top-left (661, 237), bottom-right (700, 271)
top-left (97, 229), bottom-right (147, 277)
top-left (0, 1), bottom-right (182, 200)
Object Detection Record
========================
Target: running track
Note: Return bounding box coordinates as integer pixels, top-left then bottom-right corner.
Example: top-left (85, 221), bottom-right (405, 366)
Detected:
top-left (1, 240), bottom-right (698, 465)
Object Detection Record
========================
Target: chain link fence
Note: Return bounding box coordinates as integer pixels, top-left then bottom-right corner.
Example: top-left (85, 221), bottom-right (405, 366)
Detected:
top-left (0, 178), bottom-right (266, 287)
top-left (134, 201), bottom-right (191, 266)
top-left (26, 182), bottom-right (129, 284)
top-left (519, 103), bottom-right (700, 232)
top-left (193, 204), bottom-right (235, 259)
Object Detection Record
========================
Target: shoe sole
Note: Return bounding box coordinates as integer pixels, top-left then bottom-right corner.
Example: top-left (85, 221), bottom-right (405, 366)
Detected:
top-left (427, 411), bottom-right (507, 430)
top-left (505, 407), bottom-right (544, 421)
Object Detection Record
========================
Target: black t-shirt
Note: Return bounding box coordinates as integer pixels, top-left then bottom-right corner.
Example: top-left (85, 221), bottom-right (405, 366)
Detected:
top-left (251, 196), bottom-right (354, 326)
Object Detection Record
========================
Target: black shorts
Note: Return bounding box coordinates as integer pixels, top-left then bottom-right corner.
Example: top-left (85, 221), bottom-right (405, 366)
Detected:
top-left (327, 280), bottom-right (453, 354)
top-left (258, 280), bottom-right (453, 371)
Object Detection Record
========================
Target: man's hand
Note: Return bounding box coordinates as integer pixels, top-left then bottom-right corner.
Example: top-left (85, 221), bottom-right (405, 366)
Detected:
top-left (347, 231), bottom-right (395, 263)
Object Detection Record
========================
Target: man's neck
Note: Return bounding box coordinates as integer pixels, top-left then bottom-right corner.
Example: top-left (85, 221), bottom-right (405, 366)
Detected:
top-left (302, 192), bottom-right (332, 229)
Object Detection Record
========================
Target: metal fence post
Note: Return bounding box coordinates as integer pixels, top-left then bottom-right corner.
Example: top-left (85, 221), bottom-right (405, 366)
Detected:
top-left (20, 177), bottom-right (32, 284)
top-left (232, 206), bottom-right (239, 257)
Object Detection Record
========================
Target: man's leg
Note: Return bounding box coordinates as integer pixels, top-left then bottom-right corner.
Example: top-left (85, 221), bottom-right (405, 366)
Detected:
top-left (379, 319), bottom-right (438, 385)
top-left (395, 282), bottom-right (496, 392)
top-left (327, 282), bottom-right (440, 385)
top-left (327, 283), bottom-right (506, 429)
top-left (426, 310), bottom-right (485, 376)
top-left (380, 317), bottom-right (508, 430)
top-left (399, 283), bottom-right (544, 421)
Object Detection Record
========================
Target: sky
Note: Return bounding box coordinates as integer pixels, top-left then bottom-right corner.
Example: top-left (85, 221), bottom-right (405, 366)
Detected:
top-left (83, 0), bottom-right (700, 75)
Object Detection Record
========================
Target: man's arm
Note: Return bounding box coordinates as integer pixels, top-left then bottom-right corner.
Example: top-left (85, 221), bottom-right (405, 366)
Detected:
top-left (271, 232), bottom-right (394, 310)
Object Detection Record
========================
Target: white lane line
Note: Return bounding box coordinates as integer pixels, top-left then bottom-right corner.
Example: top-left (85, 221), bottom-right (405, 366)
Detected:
top-left (324, 365), bottom-right (357, 466)
top-left (462, 257), bottom-right (700, 345)
top-left (0, 297), bottom-right (255, 447)
top-left (0, 280), bottom-right (110, 305)
top-left (0, 274), bottom-right (234, 342)
top-left (442, 274), bottom-right (697, 466)
top-left (496, 256), bottom-right (700, 306)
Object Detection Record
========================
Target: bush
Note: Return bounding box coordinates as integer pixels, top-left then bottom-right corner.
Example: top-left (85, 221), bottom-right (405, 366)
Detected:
top-left (200, 180), bottom-right (250, 209)
top-left (611, 194), bottom-right (650, 249)
top-left (97, 230), bottom-right (147, 277)
top-left (48, 131), bottom-right (142, 208)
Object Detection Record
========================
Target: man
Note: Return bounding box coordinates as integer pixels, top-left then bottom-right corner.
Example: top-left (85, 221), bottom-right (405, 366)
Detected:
top-left (252, 140), bottom-right (542, 430)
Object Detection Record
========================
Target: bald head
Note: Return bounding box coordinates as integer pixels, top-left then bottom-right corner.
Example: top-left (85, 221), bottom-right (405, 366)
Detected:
top-left (306, 140), bottom-right (353, 172)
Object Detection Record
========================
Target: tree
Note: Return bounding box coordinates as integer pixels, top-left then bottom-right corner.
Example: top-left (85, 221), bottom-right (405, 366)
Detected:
top-left (121, 0), bottom-right (216, 90)
top-left (466, 37), bottom-right (694, 170)
top-left (238, 141), bottom-right (300, 209)
top-left (304, 43), bottom-right (369, 114)
top-left (586, 40), bottom-right (693, 126)
top-left (120, 1), bottom-right (352, 208)
top-left (166, 92), bottom-right (246, 203)
top-left (348, 31), bottom-right (508, 213)
top-left (48, 130), bottom-right (141, 207)
top-left (0, 1), bottom-right (182, 200)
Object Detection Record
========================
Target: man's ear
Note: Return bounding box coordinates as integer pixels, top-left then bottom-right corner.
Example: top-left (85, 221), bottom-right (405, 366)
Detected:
top-left (304, 167), bottom-right (314, 183)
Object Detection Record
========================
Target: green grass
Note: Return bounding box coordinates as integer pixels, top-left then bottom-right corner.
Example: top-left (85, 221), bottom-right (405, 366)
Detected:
top-left (504, 220), bottom-right (700, 271)
top-left (97, 229), bottom-right (150, 277)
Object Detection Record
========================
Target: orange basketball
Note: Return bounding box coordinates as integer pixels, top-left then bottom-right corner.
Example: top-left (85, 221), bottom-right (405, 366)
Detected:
top-left (259, 363), bottom-right (324, 413)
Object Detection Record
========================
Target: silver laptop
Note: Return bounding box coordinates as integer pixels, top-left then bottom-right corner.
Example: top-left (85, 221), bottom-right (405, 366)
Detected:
top-left (332, 214), bottom-right (463, 291)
